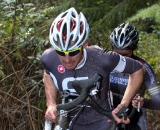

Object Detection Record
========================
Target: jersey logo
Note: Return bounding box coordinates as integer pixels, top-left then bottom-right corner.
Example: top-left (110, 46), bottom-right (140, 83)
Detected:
top-left (62, 77), bottom-right (88, 92)
top-left (58, 65), bottom-right (65, 73)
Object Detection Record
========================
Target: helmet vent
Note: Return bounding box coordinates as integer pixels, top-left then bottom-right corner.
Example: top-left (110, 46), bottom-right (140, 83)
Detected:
top-left (71, 12), bottom-right (76, 18)
top-left (61, 12), bottom-right (67, 17)
top-left (53, 34), bottom-right (59, 45)
top-left (70, 19), bottom-right (76, 31)
top-left (67, 36), bottom-right (79, 49)
top-left (57, 20), bottom-right (63, 31)
top-left (79, 31), bottom-right (86, 44)
top-left (80, 22), bottom-right (84, 34)
top-left (50, 26), bottom-right (54, 34)
top-left (62, 23), bottom-right (67, 40)
top-left (120, 33), bottom-right (124, 44)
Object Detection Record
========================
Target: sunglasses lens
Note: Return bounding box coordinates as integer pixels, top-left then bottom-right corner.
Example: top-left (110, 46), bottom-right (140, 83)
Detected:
top-left (55, 50), bottom-right (65, 56)
top-left (69, 50), bottom-right (80, 56)
top-left (55, 47), bottom-right (82, 57)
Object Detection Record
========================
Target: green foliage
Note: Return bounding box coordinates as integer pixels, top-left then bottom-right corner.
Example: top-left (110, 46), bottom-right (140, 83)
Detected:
top-left (136, 31), bottom-right (160, 76)
top-left (88, 0), bottom-right (159, 47)
top-left (127, 4), bottom-right (160, 24)
top-left (125, 4), bottom-right (160, 84)
top-left (0, 0), bottom-right (160, 129)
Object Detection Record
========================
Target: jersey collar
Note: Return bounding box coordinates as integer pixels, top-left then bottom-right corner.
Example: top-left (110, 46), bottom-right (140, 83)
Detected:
top-left (75, 49), bottom-right (87, 70)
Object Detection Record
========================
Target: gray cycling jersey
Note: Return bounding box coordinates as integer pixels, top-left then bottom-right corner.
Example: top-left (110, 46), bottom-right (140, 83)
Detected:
top-left (41, 46), bottom-right (142, 125)
top-left (110, 55), bottom-right (160, 130)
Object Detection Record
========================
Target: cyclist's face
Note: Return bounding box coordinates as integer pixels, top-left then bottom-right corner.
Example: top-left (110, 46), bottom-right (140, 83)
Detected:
top-left (113, 48), bottom-right (133, 57)
top-left (57, 48), bottom-right (83, 70)
top-left (57, 42), bottom-right (88, 70)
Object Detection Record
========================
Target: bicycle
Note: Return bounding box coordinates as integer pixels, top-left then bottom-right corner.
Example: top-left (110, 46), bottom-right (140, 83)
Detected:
top-left (44, 74), bottom-right (131, 130)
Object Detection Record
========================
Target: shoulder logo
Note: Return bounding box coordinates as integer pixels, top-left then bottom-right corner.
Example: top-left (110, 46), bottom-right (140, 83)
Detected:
top-left (58, 65), bottom-right (65, 73)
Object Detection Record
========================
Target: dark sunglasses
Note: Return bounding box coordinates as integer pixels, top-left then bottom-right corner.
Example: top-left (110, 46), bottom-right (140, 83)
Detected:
top-left (55, 47), bottom-right (82, 56)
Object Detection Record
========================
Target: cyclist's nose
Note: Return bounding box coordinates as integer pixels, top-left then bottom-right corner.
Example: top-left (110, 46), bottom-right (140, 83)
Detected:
top-left (64, 55), bottom-right (71, 62)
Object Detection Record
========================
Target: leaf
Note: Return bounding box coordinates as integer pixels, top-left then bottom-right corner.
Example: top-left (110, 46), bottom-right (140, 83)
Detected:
top-left (0, 70), bottom-right (5, 78)
top-left (24, 3), bottom-right (34, 7)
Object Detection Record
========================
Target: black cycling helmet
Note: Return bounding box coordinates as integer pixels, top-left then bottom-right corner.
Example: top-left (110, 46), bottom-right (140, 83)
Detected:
top-left (110, 23), bottom-right (139, 50)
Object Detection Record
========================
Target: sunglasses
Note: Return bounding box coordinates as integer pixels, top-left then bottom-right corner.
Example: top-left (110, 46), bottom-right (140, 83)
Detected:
top-left (55, 47), bottom-right (82, 56)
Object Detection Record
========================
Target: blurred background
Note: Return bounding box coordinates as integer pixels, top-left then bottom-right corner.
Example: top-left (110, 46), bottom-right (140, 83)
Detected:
top-left (0, 0), bottom-right (160, 129)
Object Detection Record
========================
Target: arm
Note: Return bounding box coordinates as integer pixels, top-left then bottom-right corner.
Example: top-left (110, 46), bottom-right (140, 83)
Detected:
top-left (43, 71), bottom-right (59, 123)
top-left (121, 65), bottom-right (145, 106)
top-left (112, 63), bottom-right (145, 124)
top-left (112, 67), bottom-right (144, 123)
top-left (143, 94), bottom-right (160, 110)
top-left (143, 62), bottom-right (160, 109)
top-left (101, 51), bottom-right (144, 123)
top-left (133, 63), bottom-right (160, 110)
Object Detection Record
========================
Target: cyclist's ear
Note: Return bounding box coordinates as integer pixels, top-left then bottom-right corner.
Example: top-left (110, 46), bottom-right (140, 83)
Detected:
top-left (83, 41), bottom-right (88, 48)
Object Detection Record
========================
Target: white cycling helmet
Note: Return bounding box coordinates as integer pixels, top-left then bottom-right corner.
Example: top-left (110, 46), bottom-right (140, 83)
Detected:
top-left (110, 23), bottom-right (139, 50)
top-left (49, 7), bottom-right (90, 51)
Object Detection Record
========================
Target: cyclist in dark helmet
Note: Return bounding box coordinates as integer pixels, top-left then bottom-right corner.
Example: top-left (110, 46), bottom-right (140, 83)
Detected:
top-left (41, 8), bottom-right (144, 130)
top-left (110, 23), bottom-right (160, 130)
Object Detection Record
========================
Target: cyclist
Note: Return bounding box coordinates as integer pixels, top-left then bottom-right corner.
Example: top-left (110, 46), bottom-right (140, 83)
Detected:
top-left (41, 7), bottom-right (144, 130)
top-left (109, 22), bottom-right (160, 130)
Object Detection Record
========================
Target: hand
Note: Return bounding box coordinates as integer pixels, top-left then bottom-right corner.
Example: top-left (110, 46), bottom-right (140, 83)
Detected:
top-left (112, 104), bottom-right (130, 124)
top-left (132, 94), bottom-right (144, 109)
top-left (45, 104), bottom-right (59, 123)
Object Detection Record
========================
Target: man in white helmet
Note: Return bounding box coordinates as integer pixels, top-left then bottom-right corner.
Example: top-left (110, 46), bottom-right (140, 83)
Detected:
top-left (41, 7), bottom-right (144, 130)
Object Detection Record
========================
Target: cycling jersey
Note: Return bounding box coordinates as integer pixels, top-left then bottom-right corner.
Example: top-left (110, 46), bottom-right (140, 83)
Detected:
top-left (110, 55), bottom-right (160, 130)
top-left (41, 46), bottom-right (142, 125)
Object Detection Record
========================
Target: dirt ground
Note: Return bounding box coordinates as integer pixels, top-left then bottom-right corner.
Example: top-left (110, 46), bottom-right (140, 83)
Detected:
top-left (147, 110), bottom-right (160, 130)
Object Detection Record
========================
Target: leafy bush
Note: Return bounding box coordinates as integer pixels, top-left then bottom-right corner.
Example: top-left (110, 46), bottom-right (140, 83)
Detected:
top-left (137, 31), bottom-right (160, 83)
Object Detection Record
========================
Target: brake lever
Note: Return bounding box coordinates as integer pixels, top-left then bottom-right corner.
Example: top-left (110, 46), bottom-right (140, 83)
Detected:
top-left (116, 106), bottom-right (129, 120)
top-left (137, 94), bottom-right (141, 112)
top-left (90, 81), bottom-right (102, 99)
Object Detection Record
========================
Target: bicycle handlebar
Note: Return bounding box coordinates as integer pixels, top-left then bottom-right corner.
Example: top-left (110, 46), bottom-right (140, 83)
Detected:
top-left (56, 74), bottom-right (117, 130)
top-left (57, 74), bottom-right (102, 111)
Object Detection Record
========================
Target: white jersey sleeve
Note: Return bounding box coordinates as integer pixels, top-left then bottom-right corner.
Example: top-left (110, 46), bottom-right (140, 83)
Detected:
top-left (113, 55), bottom-right (126, 73)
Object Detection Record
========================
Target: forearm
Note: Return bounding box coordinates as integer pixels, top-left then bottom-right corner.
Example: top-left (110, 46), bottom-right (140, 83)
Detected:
top-left (43, 71), bottom-right (58, 107)
top-left (120, 67), bottom-right (144, 107)
top-left (143, 96), bottom-right (160, 110)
